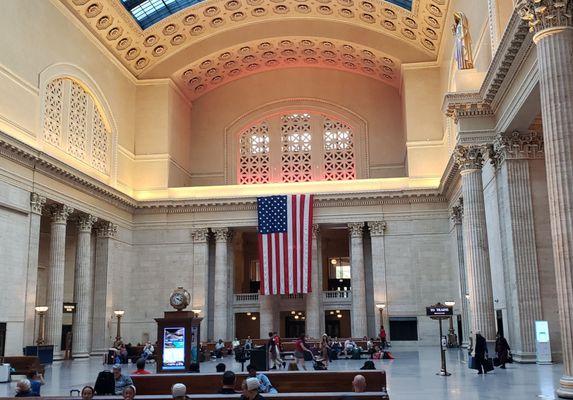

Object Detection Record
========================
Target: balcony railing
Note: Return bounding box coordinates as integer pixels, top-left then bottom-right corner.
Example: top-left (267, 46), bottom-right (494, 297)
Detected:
top-left (234, 293), bottom-right (259, 303)
top-left (323, 290), bottom-right (352, 301)
top-left (281, 293), bottom-right (304, 299)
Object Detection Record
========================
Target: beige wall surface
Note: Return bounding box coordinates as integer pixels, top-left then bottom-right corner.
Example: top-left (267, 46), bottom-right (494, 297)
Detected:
top-left (189, 67), bottom-right (406, 185)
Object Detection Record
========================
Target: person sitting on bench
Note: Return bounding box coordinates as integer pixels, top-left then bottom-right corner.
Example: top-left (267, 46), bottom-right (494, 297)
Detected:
top-left (352, 375), bottom-right (367, 393)
top-left (214, 339), bottom-right (225, 359)
top-left (171, 383), bottom-right (187, 400)
top-left (246, 364), bottom-right (277, 394)
top-left (241, 378), bottom-right (265, 400)
top-left (344, 339), bottom-right (357, 356)
top-left (220, 371), bottom-right (239, 394)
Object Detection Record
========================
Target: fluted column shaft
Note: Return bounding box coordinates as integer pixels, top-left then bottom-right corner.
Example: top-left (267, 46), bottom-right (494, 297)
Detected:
top-left (45, 204), bottom-right (73, 356)
top-left (369, 221), bottom-right (388, 338)
top-left (23, 193), bottom-right (46, 346)
top-left (72, 214), bottom-right (97, 358)
top-left (455, 146), bottom-right (496, 340)
top-left (192, 228), bottom-right (210, 341)
top-left (305, 224), bottom-right (320, 339)
top-left (91, 222), bottom-right (117, 354)
top-left (213, 228), bottom-right (231, 340)
top-left (535, 24), bottom-right (573, 396)
top-left (348, 222), bottom-right (367, 338)
top-left (452, 205), bottom-right (471, 346)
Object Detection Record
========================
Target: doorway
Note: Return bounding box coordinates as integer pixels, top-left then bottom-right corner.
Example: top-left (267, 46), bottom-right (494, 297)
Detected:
top-left (324, 310), bottom-right (350, 338)
top-left (0, 323), bottom-right (6, 356)
top-left (235, 313), bottom-right (260, 339)
top-left (283, 312), bottom-right (306, 338)
top-left (496, 309), bottom-right (504, 337)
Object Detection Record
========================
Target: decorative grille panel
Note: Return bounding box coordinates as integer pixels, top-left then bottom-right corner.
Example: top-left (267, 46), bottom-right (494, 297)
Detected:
top-left (323, 118), bottom-right (356, 181)
top-left (238, 121), bottom-right (271, 184)
top-left (42, 78), bottom-right (112, 176)
top-left (43, 79), bottom-right (64, 147)
top-left (280, 113), bottom-right (312, 182)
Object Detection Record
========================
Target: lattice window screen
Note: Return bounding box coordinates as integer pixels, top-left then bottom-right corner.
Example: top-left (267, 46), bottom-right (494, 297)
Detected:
top-left (237, 112), bottom-right (356, 184)
top-left (43, 78), bottom-right (112, 176)
top-left (280, 113), bottom-right (313, 182)
top-left (323, 118), bottom-right (356, 181)
top-left (238, 121), bottom-right (271, 184)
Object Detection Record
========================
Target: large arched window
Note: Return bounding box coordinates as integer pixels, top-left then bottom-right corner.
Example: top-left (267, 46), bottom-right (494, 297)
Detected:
top-left (238, 112), bottom-right (355, 184)
top-left (43, 77), bottom-right (112, 176)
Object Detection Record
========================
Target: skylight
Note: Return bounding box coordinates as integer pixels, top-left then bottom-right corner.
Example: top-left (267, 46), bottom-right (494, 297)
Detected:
top-left (386, 0), bottom-right (413, 11)
top-left (121, 0), bottom-right (204, 29)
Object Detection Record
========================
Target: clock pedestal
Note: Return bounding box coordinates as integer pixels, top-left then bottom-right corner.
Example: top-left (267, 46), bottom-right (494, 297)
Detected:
top-left (155, 311), bottom-right (202, 373)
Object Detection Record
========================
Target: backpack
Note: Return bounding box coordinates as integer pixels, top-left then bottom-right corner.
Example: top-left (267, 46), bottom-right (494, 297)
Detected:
top-left (94, 370), bottom-right (115, 395)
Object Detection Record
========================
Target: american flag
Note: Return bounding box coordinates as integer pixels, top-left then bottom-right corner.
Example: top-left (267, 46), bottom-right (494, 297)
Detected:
top-left (257, 194), bottom-right (314, 295)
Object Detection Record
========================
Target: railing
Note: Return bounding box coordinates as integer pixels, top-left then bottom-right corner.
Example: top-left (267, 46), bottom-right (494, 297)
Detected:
top-left (234, 293), bottom-right (259, 303)
top-left (281, 293), bottom-right (304, 299)
top-left (323, 290), bottom-right (352, 301)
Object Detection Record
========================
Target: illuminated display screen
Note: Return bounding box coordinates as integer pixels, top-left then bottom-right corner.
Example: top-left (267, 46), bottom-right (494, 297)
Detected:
top-left (163, 327), bottom-right (185, 370)
top-left (535, 321), bottom-right (549, 343)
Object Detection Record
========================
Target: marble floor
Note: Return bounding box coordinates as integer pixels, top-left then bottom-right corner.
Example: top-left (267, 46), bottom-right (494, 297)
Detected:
top-left (0, 347), bottom-right (563, 399)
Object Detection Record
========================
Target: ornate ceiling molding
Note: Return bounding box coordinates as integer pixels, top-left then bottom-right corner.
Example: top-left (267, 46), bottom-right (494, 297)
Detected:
top-left (177, 37), bottom-right (401, 99)
top-left (60, 0), bottom-right (448, 77)
top-left (442, 11), bottom-right (532, 120)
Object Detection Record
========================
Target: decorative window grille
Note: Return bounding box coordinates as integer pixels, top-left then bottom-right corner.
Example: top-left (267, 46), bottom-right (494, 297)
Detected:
top-left (237, 112), bottom-right (356, 184)
top-left (280, 113), bottom-right (313, 182)
top-left (43, 78), bottom-right (112, 175)
top-left (238, 121), bottom-right (270, 184)
top-left (323, 118), bottom-right (356, 181)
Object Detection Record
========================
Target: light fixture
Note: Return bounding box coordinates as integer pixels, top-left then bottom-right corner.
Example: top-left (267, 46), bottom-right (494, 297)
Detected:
top-left (329, 311), bottom-right (334, 315)
top-left (294, 315), bottom-right (300, 319)
top-left (114, 310), bottom-right (125, 316)
top-left (298, 312), bottom-right (302, 316)
top-left (444, 301), bottom-right (456, 307)
top-left (331, 258), bottom-right (338, 265)
top-left (291, 311), bottom-right (296, 315)
top-left (35, 306), bottom-right (48, 345)
top-left (246, 312), bottom-right (252, 316)
top-left (337, 314), bottom-right (342, 318)
top-left (192, 309), bottom-right (201, 318)
top-left (376, 303), bottom-right (386, 310)
top-left (251, 316), bottom-right (257, 320)
top-left (35, 306), bottom-right (48, 313)
top-left (339, 279), bottom-right (343, 283)
top-left (302, 316), bottom-right (306, 320)
top-left (113, 310), bottom-right (125, 342)
top-left (465, 293), bottom-right (470, 300)
top-left (335, 310), bottom-right (340, 314)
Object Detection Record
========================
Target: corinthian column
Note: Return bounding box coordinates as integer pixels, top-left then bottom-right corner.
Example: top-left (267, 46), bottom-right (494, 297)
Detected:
top-left (213, 228), bottom-right (231, 341)
top-left (45, 204), bottom-right (74, 357)
top-left (493, 131), bottom-right (544, 362)
top-left (369, 221), bottom-right (387, 338)
top-left (91, 221), bottom-right (117, 354)
top-left (348, 222), bottom-right (366, 338)
top-left (72, 213), bottom-right (98, 358)
top-left (454, 146), bottom-right (496, 340)
top-left (516, 1), bottom-right (573, 394)
top-left (451, 203), bottom-right (471, 347)
top-left (23, 193), bottom-right (46, 346)
top-left (305, 224), bottom-right (321, 339)
top-left (192, 228), bottom-right (210, 341)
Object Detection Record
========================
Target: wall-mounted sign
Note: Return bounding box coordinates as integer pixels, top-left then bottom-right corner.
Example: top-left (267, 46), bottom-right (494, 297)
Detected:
top-left (63, 302), bottom-right (76, 313)
top-left (426, 304), bottom-right (453, 318)
top-left (535, 320), bottom-right (552, 364)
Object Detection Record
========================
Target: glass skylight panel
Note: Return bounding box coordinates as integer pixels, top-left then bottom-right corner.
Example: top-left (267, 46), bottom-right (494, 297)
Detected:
top-left (386, 0), bottom-right (413, 11)
top-left (121, 0), bottom-right (204, 29)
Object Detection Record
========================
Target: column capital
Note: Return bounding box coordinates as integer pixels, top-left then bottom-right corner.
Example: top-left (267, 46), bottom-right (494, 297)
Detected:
top-left (213, 227), bottom-right (232, 242)
top-left (30, 193), bottom-right (47, 215)
top-left (516, 0), bottom-right (573, 35)
top-left (368, 221), bottom-right (387, 236)
top-left (451, 204), bottom-right (463, 224)
top-left (191, 227), bottom-right (210, 243)
top-left (49, 204), bottom-right (74, 224)
top-left (78, 214), bottom-right (98, 233)
top-left (347, 222), bottom-right (365, 238)
top-left (493, 130), bottom-right (544, 164)
top-left (454, 145), bottom-right (485, 172)
top-left (96, 221), bottom-right (117, 238)
top-left (312, 224), bottom-right (320, 239)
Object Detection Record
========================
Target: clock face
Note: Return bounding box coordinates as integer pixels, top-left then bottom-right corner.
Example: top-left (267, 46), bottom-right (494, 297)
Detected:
top-left (172, 293), bottom-right (184, 305)
top-left (170, 288), bottom-right (189, 310)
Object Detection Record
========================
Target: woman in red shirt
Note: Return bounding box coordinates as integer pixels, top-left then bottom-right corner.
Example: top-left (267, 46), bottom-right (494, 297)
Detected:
top-left (294, 334), bottom-right (311, 370)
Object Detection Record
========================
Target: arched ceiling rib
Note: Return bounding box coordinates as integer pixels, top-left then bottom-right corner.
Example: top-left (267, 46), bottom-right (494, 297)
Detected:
top-left (61, 0), bottom-right (449, 77)
top-left (176, 36), bottom-right (402, 100)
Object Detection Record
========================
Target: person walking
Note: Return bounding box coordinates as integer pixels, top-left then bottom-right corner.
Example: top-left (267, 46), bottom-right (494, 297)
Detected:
top-left (320, 334), bottom-right (331, 367)
top-left (495, 332), bottom-right (511, 369)
top-left (472, 331), bottom-right (489, 375)
top-left (379, 326), bottom-right (387, 349)
top-left (294, 334), bottom-right (312, 371)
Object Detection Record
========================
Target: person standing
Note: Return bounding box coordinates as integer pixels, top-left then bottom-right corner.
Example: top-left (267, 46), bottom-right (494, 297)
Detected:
top-left (472, 331), bottom-right (489, 375)
top-left (379, 326), bottom-right (387, 349)
top-left (267, 332), bottom-right (279, 370)
top-left (495, 332), bottom-right (511, 369)
top-left (320, 334), bottom-right (331, 367)
top-left (273, 332), bottom-right (285, 368)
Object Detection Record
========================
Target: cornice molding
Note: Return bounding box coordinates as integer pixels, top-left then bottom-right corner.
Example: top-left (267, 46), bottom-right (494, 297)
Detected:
top-left (442, 11), bottom-right (533, 120)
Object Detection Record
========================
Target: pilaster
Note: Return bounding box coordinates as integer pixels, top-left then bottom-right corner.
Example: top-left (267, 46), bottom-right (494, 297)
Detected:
top-left (451, 202), bottom-right (471, 347)
top-left (369, 221), bottom-right (387, 338)
top-left (305, 224), bottom-right (321, 340)
top-left (213, 227), bottom-right (232, 340)
top-left (192, 228), bottom-right (210, 341)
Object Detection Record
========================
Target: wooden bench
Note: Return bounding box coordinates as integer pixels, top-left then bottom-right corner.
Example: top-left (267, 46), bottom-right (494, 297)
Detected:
top-left (132, 370), bottom-right (387, 396)
top-left (0, 356), bottom-right (45, 376)
top-left (17, 393), bottom-right (386, 400)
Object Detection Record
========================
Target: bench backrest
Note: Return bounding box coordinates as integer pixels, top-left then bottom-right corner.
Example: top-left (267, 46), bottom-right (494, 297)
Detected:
top-left (132, 370), bottom-right (386, 395)
top-left (0, 356), bottom-right (44, 375)
top-left (7, 393), bottom-right (387, 400)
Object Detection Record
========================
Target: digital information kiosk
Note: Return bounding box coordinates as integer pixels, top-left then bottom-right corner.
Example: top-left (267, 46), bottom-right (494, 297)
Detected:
top-left (155, 311), bottom-right (202, 373)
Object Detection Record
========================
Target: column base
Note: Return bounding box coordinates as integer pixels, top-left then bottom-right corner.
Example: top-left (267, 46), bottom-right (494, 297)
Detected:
top-left (73, 353), bottom-right (90, 359)
top-left (512, 351), bottom-right (537, 364)
top-left (557, 376), bottom-right (573, 399)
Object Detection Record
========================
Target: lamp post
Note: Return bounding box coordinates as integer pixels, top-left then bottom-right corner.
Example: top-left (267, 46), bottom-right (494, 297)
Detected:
top-left (444, 301), bottom-right (457, 347)
top-left (427, 302), bottom-right (453, 376)
top-left (35, 306), bottom-right (48, 345)
top-left (114, 310), bottom-right (125, 342)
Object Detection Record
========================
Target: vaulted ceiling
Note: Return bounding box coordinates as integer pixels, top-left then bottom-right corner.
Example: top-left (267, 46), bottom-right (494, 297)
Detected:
top-left (61, 0), bottom-right (450, 98)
